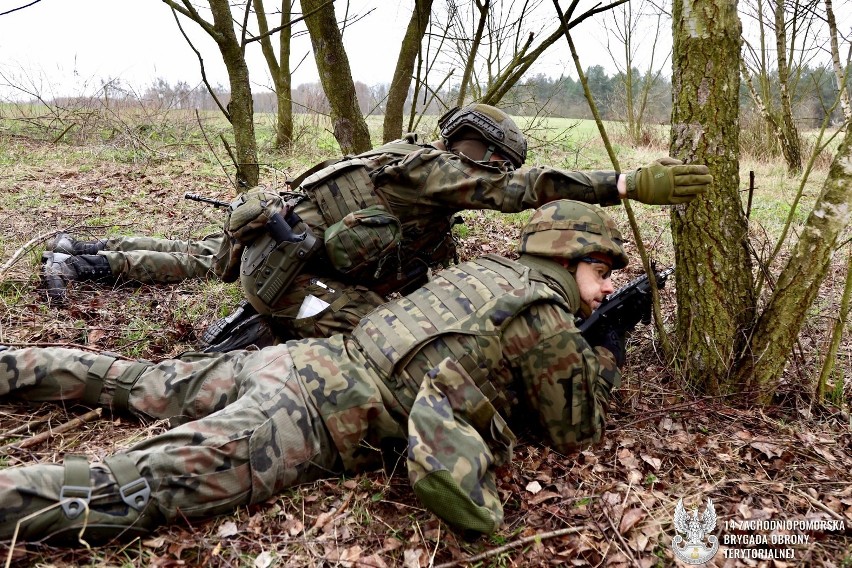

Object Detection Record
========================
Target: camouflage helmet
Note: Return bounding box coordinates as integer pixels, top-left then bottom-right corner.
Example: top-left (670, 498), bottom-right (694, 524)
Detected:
top-left (518, 200), bottom-right (628, 269)
top-left (438, 103), bottom-right (527, 168)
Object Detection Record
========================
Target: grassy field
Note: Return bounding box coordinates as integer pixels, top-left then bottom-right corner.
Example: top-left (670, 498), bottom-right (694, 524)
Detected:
top-left (0, 105), bottom-right (849, 567)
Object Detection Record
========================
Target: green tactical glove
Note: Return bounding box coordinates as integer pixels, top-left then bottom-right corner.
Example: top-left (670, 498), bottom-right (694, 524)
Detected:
top-left (224, 187), bottom-right (286, 244)
top-left (625, 157), bottom-right (712, 205)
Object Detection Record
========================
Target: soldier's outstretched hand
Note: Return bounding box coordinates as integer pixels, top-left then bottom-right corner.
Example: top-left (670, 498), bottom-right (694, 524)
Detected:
top-left (625, 157), bottom-right (712, 205)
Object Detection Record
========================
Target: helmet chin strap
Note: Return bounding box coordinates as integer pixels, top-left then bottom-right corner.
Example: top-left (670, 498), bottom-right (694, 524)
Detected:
top-left (481, 143), bottom-right (497, 162)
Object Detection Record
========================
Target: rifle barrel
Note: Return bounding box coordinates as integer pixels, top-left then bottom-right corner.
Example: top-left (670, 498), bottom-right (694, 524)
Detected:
top-left (184, 192), bottom-right (231, 208)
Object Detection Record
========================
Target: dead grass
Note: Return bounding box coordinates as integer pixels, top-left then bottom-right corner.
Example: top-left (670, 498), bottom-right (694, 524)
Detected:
top-left (0, 123), bottom-right (850, 567)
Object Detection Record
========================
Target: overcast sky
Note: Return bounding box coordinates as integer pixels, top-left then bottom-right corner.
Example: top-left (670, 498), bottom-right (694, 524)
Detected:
top-left (0, 0), bottom-right (643, 100)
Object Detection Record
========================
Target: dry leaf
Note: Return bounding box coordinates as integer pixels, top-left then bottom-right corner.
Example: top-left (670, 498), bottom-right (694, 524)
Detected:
top-left (750, 441), bottom-right (781, 458)
top-left (619, 508), bottom-right (646, 534)
top-left (217, 521), bottom-right (239, 537)
top-left (530, 490), bottom-right (560, 505)
top-left (640, 454), bottom-right (662, 470)
top-left (283, 516), bottom-right (304, 536)
top-left (403, 548), bottom-right (426, 568)
top-left (382, 536), bottom-right (403, 552)
top-left (87, 327), bottom-right (106, 344)
top-left (254, 550), bottom-right (275, 568)
top-left (358, 554), bottom-right (389, 568)
top-left (627, 469), bottom-right (643, 485)
top-left (313, 511), bottom-right (334, 531)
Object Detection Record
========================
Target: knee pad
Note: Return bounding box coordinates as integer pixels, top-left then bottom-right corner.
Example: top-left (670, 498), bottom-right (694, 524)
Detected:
top-left (4, 454), bottom-right (161, 545)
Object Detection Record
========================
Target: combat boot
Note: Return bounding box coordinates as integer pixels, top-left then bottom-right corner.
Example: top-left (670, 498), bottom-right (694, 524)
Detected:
top-left (42, 252), bottom-right (115, 303)
top-left (49, 232), bottom-right (107, 255)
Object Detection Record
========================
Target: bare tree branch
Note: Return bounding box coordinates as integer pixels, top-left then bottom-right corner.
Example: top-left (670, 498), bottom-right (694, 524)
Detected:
top-left (168, 6), bottom-right (230, 120)
top-left (0, 0), bottom-right (42, 17)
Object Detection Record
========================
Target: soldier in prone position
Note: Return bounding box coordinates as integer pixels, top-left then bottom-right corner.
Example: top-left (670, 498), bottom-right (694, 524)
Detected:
top-left (43, 104), bottom-right (711, 349)
top-left (2, 200), bottom-right (636, 543)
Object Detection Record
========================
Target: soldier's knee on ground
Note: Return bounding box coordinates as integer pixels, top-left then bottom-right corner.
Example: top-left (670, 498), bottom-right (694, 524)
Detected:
top-left (0, 455), bottom-right (162, 544)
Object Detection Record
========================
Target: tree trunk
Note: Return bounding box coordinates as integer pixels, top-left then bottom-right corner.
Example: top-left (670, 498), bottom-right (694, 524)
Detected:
top-left (773, 0), bottom-right (803, 175)
top-left (254, 0), bottom-right (293, 150)
top-left (301, 0), bottom-right (372, 154)
top-left (208, 0), bottom-right (259, 188)
top-left (382, 0), bottom-right (433, 143)
top-left (670, 0), bottom-right (755, 394)
top-left (735, 124), bottom-right (852, 401)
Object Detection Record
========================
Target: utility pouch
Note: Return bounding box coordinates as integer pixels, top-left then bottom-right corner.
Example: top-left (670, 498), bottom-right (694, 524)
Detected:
top-left (241, 230), bottom-right (322, 313)
top-left (323, 205), bottom-right (402, 279)
top-left (299, 158), bottom-right (385, 227)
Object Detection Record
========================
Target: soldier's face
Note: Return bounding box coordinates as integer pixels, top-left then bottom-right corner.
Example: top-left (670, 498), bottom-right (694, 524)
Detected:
top-left (575, 253), bottom-right (615, 311)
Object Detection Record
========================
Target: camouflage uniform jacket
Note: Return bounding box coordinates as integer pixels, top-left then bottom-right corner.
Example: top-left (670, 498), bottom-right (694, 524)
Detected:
top-left (288, 145), bottom-right (621, 289)
top-left (287, 253), bottom-right (620, 535)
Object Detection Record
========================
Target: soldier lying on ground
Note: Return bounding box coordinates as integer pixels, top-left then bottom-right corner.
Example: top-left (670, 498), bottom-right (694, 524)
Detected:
top-left (2, 200), bottom-right (643, 544)
top-left (42, 104), bottom-right (711, 351)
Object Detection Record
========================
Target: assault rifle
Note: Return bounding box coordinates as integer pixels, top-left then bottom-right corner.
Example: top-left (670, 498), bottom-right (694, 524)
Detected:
top-left (579, 266), bottom-right (674, 337)
top-left (184, 192), bottom-right (232, 209)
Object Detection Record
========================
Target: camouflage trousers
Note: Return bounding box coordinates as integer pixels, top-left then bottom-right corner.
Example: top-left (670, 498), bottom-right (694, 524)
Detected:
top-left (100, 234), bottom-right (223, 283)
top-left (97, 234), bottom-right (385, 340)
top-left (0, 346), bottom-right (340, 543)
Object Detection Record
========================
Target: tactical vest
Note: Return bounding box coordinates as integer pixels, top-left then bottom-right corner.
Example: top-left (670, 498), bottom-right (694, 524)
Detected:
top-left (292, 139), bottom-right (426, 281)
top-left (352, 254), bottom-right (573, 416)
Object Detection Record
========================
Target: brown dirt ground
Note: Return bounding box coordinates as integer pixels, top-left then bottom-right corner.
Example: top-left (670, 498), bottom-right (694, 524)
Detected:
top-left (0, 135), bottom-right (850, 567)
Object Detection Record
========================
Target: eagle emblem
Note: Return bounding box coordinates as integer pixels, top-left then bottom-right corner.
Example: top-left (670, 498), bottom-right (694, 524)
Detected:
top-left (672, 497), bottom-right (719, 564)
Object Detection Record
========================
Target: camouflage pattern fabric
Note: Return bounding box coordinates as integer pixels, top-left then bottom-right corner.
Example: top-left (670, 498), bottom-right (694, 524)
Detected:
top-left (0, 253), bottom-right (619, 542)
top-left (99, 234), bottom-right (223, 283)
top-left (518, 200), bottom-right (629, 268)
top-left (49, 144), bottom-right (621, 342)
top-left (249, 144), bottom-right (621, 339)
top-left (0, 345), bottom-right (339, 542)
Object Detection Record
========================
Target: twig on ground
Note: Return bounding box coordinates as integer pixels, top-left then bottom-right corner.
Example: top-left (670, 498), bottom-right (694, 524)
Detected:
top-left (0, 408), bottom-right (102, 452)
top-left (0, 342), bottom-right (135, 357)
top-left (0, 415), bottom-right (50, 441)
top-left (602, 507), bottom-right (640, 567)
top-left (0, 230), bottom-right (56, 279)
top-left (432, 526), bottom-right (583, 568)
top-left (793, 489), bottom-right (846, 522)
top-left (304, 491), bottom-right (353, 538)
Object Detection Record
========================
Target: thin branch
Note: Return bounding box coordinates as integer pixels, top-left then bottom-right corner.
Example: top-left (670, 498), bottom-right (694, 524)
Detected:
top-left (0, 408), bottom-right (103, 453)
top-left (170, 6), bottom-right (230, 120)
top-left (433, 526), bottom-right (582, 568)
top-left (0, 0), bottom-right (42, 17)
top-left (243, 0), bottom-right (336, 46)
top-left (239, 0), bottom-right (252, 51)
top-left (161, 0), bottom-right (217, 38)
top-left (196, 110), bottom-right (236, 189)
top-left (0, 416), bottom-right (50, 441)
top-left (793, 489), bottom-right (847, 522)
top-left (554, 0), bottom-right (673, 358)
top-left (0, 229), bottom-right (56, 280)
